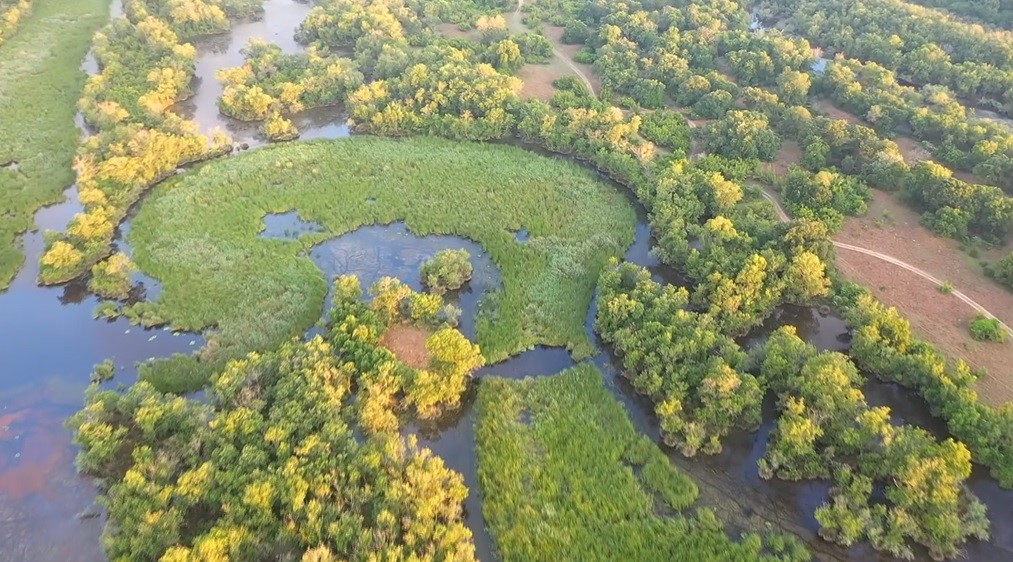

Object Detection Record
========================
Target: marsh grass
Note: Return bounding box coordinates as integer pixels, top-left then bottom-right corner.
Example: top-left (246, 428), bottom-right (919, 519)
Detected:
top-left (0, 0), bottom-right (108, 289)
top-left (475, 365), bottom-right (806, 561)
top-left (129, 137), bottom-right (635, 387)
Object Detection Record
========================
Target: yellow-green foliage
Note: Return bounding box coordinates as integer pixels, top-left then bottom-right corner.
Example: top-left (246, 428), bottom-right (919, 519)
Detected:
top-left (0, 0), bottom-right (33, 47)
top-left (37, 0), bottom-right (239, 286)
top-left (69, 332), bottom-right (477, 560)
top-left (476, 365), bottom-right (809, 562)
top-left (88, 251), bottom-right (136, 299)
top-left (0, 0), bottom-right (108, 290)
top-left (217, 38), bottom-right (363, 130)
top-left (128, 137), bottom-right (634, 377)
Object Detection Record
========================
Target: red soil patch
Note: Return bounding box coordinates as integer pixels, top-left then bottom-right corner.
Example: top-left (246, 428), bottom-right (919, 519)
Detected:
top-left (762, 140), bottom-right (802, 176)
top-left (837, 190), bottom-right (1013, 405)
top-left (379, 324), bottom-right (431, 369)
top-left (517, 63), bottom-right (561, 101)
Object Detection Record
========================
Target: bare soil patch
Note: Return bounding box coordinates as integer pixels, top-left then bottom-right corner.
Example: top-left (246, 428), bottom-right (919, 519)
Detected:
top-left (813, 98), bottom-right (863, 125)
top-left (893, 134), bottom-right (931, 164)
top-left (435, 22), bottom-right (479, 40)
top-left (761, 139), bottom-right (802, 176)
top-left (517, 63), bottom-right (561, 101)
top-left (543, 25), bottom-right (602, 94)
top-left (837, 191), bottom-right (1013, 404)
top-left (379, 324), bottom-right (431, 369)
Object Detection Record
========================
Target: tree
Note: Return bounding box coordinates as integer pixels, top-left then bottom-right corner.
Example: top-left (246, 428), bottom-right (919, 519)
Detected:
top-left (419, 249), bottom-right (472, 294)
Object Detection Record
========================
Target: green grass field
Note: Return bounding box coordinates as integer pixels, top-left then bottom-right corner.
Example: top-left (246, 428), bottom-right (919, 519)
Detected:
top-left (129, 137), bottom-right (635, 375)
top-left (475, 365), bottom-right (810, 562)
top-left (0, 0), bottom-right (108, 290)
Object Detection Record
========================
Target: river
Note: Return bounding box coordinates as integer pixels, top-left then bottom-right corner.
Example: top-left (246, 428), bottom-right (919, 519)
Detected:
top-left (2, 1), bottom-right (1013, 560)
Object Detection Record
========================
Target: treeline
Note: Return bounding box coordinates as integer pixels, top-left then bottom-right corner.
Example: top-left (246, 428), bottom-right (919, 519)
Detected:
top-left (906, 0), bottom-right (1013, 27)
top-left (834, 282), bottom-right (1013, 488)
top-left (68, 274), bottom-right (483, 560)
top-left (0, 0), bottom-right (33, 47)
top-left (758, 327), bottom-right (989, 559)
top-left (757, 0), bottom-right (1013, 114)
top-left (821, 57), bottom-right (1013, 194)
top-left (38, 0), bottom-right (240, 285)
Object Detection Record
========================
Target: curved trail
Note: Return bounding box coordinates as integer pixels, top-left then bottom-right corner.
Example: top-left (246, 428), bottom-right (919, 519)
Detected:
top-left (513, 0), bottom-right (596, 96)
top-left (758, 190), bottom-right (1013, 338)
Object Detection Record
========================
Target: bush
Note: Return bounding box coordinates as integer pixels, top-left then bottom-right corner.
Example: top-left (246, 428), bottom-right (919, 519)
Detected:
top-left (420, 249), bottom-right (473, 294)
top-left (969, 315), bottom-right (1006, 342)
top-left (992, 252), bottom-right (1013, 289)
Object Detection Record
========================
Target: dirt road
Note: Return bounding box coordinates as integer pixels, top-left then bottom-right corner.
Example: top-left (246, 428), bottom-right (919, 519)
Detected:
top-left (758, 190), bottom-right (1013, 338)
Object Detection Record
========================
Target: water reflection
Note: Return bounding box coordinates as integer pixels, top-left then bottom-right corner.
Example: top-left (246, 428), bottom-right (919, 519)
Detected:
top-left (172, 0), bottom-right (348, 148)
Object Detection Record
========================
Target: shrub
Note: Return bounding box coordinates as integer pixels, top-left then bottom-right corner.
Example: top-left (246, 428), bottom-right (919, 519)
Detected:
top-left (90, 359), bottom-right (115, 384)
top-left (969, 315), bottom-right (1006, 342)
top-left (420, 249), bottom-right (473, 294)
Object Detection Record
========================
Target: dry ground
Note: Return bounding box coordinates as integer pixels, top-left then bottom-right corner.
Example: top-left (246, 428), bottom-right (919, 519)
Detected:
top-left (542, 25), bottom-right (601, 94)
top-left (837, 191), bottom-right (1013, 405)
top-left (379, 324), bottom-right (431, 369)
top-left (761, 139), bottom-right (802, 175)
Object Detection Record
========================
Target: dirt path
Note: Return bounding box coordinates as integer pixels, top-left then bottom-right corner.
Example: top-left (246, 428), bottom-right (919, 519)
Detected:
top-left (512, 0), bottom-right (597, 96)
top-left (758, 189), bottom-right (1013, 338)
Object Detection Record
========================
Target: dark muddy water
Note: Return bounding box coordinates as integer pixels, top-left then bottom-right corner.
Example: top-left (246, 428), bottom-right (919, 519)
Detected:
top-left (5, 2), bottom-right (1013, 561)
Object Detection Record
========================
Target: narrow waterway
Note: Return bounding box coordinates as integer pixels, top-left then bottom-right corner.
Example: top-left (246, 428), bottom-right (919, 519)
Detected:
top-left (4, 1), bottom-right (1013, 560)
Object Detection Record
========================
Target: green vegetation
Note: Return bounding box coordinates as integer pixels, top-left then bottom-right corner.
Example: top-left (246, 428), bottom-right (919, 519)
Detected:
top-left (419, 248), bottom-right (473, 294)
top-left (781, 166), bottom-right (870, 231)
top-left (87, 251), bottom-right (135, 299)
top-left (596, 261), bottom-right (763, 456)
top-left (759, 327), bottom-right (989, 559)
top-left (0, 0), bottom-right (108, 290)
top-left (475, 365), bottom-right (810, 562)
top-left (759, 0), bottom-right (1013, 114)
top-left (701, 110), bottom-right (781, 162)
top-left (128, 137), bottom-right (634, 388)
top-left (217, 39), bottom-right (363, 140)
top-left (969, 314), bottom-right (1007, 342)
top-left (992, 251), bottom-right (1013, 289)
top-left (89, 358), bottom-right (115, 384)
top-left (0, 0), bottom-right (33, 47)
top-left (638, 109), bottom-right (691, 156)
top-left (835, 283), bottom-right (1013, 487)
top-left (68, 275), bottom-right (482, 560)
top-left (37, 0), bottom-right (237, 286)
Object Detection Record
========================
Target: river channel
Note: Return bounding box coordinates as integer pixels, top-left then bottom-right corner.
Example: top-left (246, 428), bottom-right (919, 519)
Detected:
top-left (2, 1), bottom-right (1013, 561)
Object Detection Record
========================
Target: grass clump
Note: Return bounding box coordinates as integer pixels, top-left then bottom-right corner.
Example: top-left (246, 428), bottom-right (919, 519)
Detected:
top-left (475, 365), bottom-right (810, 562)
top-left (128, 136), bottom-right (634, 381)
top-left (0, 0), bottom-right (109, 290)
top-left (969, 315), bottom-right (1007, 342)
top-left (420, 248), bottom-right (473, 294)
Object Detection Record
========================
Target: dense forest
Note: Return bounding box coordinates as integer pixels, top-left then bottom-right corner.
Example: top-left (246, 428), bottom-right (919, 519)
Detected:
top-left (10, 0), bottom-right (1004, 559)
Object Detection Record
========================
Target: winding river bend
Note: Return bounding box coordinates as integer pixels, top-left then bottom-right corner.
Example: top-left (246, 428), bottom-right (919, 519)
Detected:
top-left (3, 2), bottom-right (1013, 561)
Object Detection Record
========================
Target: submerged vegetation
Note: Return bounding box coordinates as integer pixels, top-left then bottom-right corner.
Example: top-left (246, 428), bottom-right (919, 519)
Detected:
top-left (476, 365), bottom-right (810, 562)
top-left (128, 137), bottom-right (634, 389)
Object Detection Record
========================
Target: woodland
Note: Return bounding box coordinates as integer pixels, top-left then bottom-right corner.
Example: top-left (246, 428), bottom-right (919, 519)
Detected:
top-left (0, 0), bottom-right (1012, 560)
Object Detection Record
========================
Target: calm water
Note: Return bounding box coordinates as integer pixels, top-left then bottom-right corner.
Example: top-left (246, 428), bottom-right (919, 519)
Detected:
top-left (4, 1), bottom-right (1013, 560)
